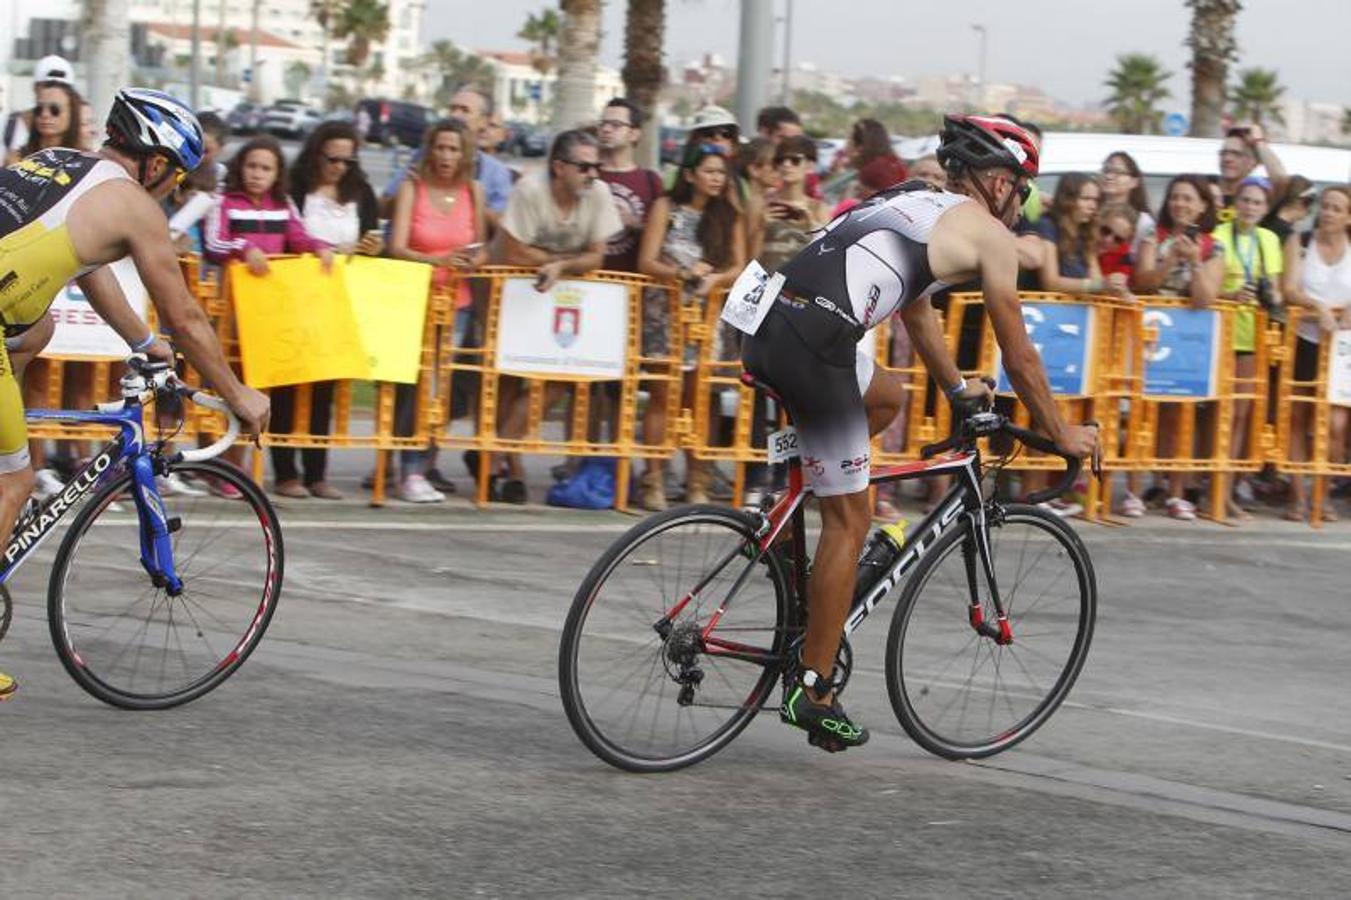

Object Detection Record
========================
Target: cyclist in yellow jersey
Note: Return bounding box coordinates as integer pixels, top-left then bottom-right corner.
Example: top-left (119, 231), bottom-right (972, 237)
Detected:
top-left (0, 89), bottom-right (271, 700)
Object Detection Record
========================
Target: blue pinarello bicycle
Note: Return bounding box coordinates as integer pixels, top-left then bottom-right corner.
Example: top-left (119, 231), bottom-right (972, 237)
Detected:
top-left (1, 356), bottom-right (283, 709)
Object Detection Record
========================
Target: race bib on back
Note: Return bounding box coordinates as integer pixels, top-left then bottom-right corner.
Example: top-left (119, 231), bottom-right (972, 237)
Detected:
top-left (720, 261), bottom-right (783, 336)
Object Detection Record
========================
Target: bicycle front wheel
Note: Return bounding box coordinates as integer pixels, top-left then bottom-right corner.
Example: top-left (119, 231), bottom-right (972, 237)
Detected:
top-left (48, 459), bottom-right (284, 709)
top-left (885, 503), bottom-right (1095, 759)
top-left (559, 505), bottom-right (791, 772)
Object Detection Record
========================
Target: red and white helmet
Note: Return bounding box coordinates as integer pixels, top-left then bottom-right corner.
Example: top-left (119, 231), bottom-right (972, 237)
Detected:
top-left (936, 114), bottom-right (1039, 179)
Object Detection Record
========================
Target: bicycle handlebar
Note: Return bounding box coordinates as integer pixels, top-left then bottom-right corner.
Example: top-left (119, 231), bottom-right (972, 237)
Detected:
top-left (98, 355), bottom-right (242, 464)
top-left (920, 414), bottom-right (1083, 506)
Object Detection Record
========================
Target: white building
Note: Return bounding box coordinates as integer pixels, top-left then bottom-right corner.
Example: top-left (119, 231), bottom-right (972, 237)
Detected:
top-left (479, 50), bottom-right (624, 125)
top-left (2, 1), bottom-right (427, 111)
top-left (128, 0), bottom-right (426, 104)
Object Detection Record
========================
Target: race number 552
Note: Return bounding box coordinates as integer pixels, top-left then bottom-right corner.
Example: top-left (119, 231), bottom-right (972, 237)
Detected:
top-left (767, 427), bottom-right (800, 463)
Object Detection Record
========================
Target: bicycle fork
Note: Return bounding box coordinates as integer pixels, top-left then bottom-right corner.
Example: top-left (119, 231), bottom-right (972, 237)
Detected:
top-left (130, 455), bottom-right (184, 596)
top-left (960, 509), bottom-right (1013, 646)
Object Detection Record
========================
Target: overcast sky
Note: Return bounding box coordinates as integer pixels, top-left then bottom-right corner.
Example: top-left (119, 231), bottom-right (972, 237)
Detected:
top-left (426, 0), bottom-right (1350, 109)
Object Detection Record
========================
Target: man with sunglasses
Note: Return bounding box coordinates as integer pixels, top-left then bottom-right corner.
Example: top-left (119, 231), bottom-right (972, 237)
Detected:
top-left (738, 113), bottom-right (1101, 752)
top-left (1217, 122), bottom-right (1288, 224)
top-left (0, 89), bottom-right (271, 699)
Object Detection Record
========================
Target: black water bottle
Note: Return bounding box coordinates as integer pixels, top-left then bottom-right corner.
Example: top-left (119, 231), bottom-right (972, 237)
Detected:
top-left (853, 521), bottom-right (908, 601)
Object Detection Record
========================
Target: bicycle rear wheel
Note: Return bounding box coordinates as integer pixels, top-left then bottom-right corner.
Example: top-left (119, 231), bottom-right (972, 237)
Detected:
top-left (48, 459), bottom-right (284, 709)
top-left (885, 504), bottom-right (1095, 759)
top-left (559, 505), bottom-right (791, 772)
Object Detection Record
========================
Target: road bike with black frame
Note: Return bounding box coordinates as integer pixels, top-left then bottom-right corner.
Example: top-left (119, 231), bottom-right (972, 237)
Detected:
top-left (0, 355), bottom-right (283, 709)
top-left (559, 374), bottom-right (1098, 772)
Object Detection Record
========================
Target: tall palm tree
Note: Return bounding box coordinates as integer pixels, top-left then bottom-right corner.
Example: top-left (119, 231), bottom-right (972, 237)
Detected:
top-left (333, 0), bottom-right (390, 71)
top-left (311, 1), bottom-right (340, 91)
top-left (518, 8), bottom-right (562, 76)
top-left (1185, 0), bottom-right (1242, 137)
top-left (1230, 67), bottom-right (1286, 128)
top-left (623, 0), bottom-right (666, 167)
top-left (551, 0), bottom-right (602, 130)
top-left (423, 40), bottom-right (496, 106)
top-left (1103, 53), bottom-right (1172, 134)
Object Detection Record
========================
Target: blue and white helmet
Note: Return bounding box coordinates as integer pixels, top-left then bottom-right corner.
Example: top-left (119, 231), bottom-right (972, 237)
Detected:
top-left (106, 88), bottom-right (205, 172)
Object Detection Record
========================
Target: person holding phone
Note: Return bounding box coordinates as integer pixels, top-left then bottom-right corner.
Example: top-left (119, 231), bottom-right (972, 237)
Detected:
top-left (1133, 174), bottom-right (1225, 521)
top-left (387, 119), bottom-right (489, 503)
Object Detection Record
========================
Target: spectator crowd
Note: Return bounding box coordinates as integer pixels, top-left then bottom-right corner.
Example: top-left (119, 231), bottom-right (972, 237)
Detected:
top-left (6, 56), bottom-right (1350, 523)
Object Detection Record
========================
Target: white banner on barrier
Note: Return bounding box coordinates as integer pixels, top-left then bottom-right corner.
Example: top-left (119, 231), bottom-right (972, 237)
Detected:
top-left (496, 277), bottom-right (628, 378)
top-left (1327, 330), bottom-right (1351, 409)
top-left (42, 258), bottom-right (150, 359)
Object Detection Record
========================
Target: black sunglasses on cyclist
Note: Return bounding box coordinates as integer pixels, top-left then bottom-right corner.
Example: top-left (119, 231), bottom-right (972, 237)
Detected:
top-left (322, 154), bottom-right (356, 167)
top-left (33, 102), bottom-right (65, 118)
top-left (775, 154), bottom-right (807, 166)
top-left (563, 159), bottom-right (601, 174)
top-left (1017, 182), bottom-right (1032, 204)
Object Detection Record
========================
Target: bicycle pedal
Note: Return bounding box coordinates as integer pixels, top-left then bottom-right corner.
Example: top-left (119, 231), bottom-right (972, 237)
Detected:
top-left (807, 731), bottom-right (847, 753)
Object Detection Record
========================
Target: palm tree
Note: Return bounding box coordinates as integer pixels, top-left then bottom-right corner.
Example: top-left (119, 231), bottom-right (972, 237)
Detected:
top-left (311, 1), bottom-right (340, 92)
top-left (333, 0), bottom-right (390, 71)
top-left (423, 40), bottom-right (496, 106)
top-left (623, 0), bottom-right (666, 167)
top-left (1229, 67), bottom-right (1286, 128)
top-left (518, 8), bottom-right (561, 76)
top-left (1103, 53), bottom-right (1172, 134)
top-left (551, 0), bottom-right (603, 130)
top-left (1185, 0), bottom-right (1242, 137)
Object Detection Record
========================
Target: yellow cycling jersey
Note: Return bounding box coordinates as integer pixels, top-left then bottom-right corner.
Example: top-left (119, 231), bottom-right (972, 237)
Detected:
top-left (0, 148), bottom-right (130, 336)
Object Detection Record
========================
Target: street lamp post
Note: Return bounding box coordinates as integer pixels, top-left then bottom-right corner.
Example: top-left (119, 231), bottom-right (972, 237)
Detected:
top-left (781, 0), bottom-right (794, 104)
top-left (971, 23), bottom-right (987, 111)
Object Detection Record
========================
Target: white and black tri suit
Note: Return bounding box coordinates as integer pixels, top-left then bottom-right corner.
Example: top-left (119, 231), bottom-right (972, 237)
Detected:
top-left (742, 182), bottom-right (969, 496)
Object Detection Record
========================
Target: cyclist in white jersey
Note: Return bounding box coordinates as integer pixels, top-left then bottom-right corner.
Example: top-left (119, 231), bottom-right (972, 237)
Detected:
top-left (741, 114), bottom-right (1101, 750)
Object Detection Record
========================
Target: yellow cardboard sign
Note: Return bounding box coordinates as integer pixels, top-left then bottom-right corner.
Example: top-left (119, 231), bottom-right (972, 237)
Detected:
top-left (341, 256), bottom-right (433, 383)
top-left (230, 257), bottom-right (371, 388)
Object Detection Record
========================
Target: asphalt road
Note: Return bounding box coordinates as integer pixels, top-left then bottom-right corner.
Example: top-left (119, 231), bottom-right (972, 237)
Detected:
top-left (2, 494), bottom-right (1350, 898)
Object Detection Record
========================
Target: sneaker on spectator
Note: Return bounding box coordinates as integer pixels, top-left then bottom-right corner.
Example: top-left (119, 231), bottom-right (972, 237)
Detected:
top-left (1165, 497), bottom-right (1196, 521)
top-left (206, 478), bottom-right (244, 500)
top-left (33, 468), bottom-right (65, 501)
top-left (1118, 492), bottom-right (1146, 518)
top-left (424, 467), bottom-right (457, 494)
top-left (496, 479), bottom-right (527, 505)
top-left (1038, 498), bottom-right (1083, 519)
top-left (157, 472), bottom-right (208, 497)
top-left (399, 473), bottom-right (445, 504)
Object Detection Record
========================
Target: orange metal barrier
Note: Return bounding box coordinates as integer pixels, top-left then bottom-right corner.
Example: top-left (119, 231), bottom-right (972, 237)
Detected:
top-left (32, 262), bottom-right (1349, 522)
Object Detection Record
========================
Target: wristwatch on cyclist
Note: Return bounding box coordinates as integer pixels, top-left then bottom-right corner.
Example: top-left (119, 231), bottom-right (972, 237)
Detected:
top-left (944, 378), bottom-right (968, 400)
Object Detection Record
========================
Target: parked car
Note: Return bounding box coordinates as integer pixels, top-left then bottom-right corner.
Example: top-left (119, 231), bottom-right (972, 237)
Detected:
top-left (659, 126), bottom-right (686, 165)
top-left (512, 124), bottom-right (550, 157)
top-left (355, 99), bottom-right (437, 148)
top-left (262, 100), bottom-right (322, 139)
top-left (226, 102), bottom-right (265, 135)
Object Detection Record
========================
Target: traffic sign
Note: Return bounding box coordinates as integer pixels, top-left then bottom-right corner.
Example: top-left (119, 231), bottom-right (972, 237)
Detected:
top-left (1163, 112), bottom-right (1188, 136)
top-left (528, 82), bottom-right (542, 101)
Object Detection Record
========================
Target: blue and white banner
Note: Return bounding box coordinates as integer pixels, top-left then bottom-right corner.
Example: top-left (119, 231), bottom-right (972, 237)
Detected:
top-left (1142, 307), bottom-right (1221, 399)
top-left (997, 302), bottom-right (1095, 397)
top-left (1328, 329), bottom-right (1351, 409)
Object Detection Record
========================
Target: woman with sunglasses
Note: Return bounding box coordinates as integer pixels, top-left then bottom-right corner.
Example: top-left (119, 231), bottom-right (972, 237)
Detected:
top-left (637, 143), bottom-right (746, 509)
top-left (760, 136), bottom-right (829, 272)
top-left (251, 122), bottom-right (384, 503)
top-left (11, 81), bottom-right (83, 163)
top-left (292, 121), bottom-right (382, 257)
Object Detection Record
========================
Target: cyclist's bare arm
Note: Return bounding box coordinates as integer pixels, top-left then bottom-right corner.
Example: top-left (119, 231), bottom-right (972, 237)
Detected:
top-left (76, 266), bottom-right (172, 362)
top-left (928, 204), bottom-right (1073, 446)
top-left (898, 297), bottom-right (962, 391)
top-left (65, 181), bottom-right (269, 435)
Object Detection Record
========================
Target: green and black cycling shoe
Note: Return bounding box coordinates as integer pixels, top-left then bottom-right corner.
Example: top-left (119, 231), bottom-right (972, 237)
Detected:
top-left (779, 668), bottom-right (868, 751)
